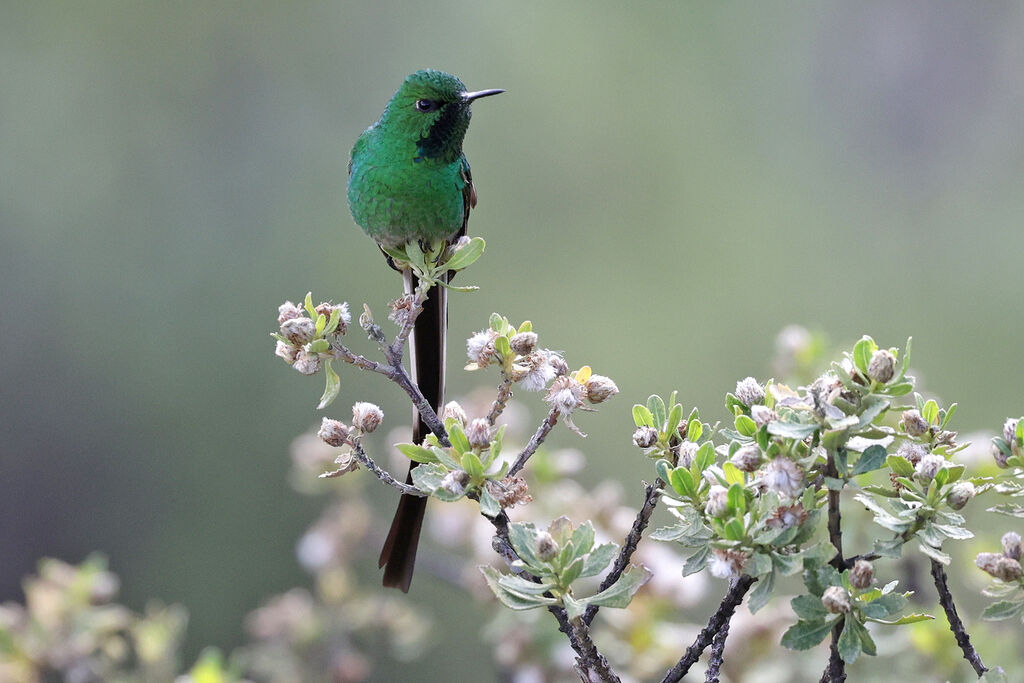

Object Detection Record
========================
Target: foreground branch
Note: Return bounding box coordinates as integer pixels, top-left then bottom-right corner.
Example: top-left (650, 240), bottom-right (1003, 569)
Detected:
top-left (348, 441), bottom-right (425, 496)
top-left (930, 560), bottom-right (987, 677)
top-left (660, 575), bottom-right (757, 683)
top-left (584, 480), bottom-right (663, 625)
top-left (508, 408), bottom-right (559, 477)
top-left (705, 615), bottom-right (731, 683)
top-left (820, 449), bottom-right (847, 683)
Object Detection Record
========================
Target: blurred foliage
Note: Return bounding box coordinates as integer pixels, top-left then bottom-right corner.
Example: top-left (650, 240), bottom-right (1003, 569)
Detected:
top-left (2, 0), bottom-right (1023, 679)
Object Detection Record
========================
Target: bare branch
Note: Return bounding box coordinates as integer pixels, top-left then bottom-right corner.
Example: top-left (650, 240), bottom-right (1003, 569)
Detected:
top-left (705, 614), bottom-right (731, 683)
top-left (508, 408), bottom-right (559, 477)
top-left (570, 616), bottom-right (621, 682)
top-left (660, 575), bottom-right (757, 683)
top-left (348, 440), bottom-right (425, 497)
top-left (486, 377), bottom-right (514, 425)
top-left (930, 559), bottom-right (988, 677)
top-left (584, 480), bottom-right (663, 625)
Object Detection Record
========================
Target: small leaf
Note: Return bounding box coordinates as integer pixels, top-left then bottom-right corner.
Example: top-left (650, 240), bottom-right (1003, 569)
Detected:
top-left (648, 395), bottom-right (667, 431)
top-left (886, 455), bottom-right (915, 477)
top-left (585, 565), bottom-right (652, 609)
top-left (478, 486), bottom-right (501, 517)
top-left (461, 451), bottom-right (484, 479)
top-left (791, 594), bottom-right (829, 621)
top-left (395, 443), bottom-right (440, 464)
top-left (735, 414), bottom-right (757, 437)
top-left (695, 442), bottom-right (715, 471)
top-left (917, 541), bottom-right (950, 565)
top-left (852, 336), bottom-right (876, 374)
top-left (748, 570), bottom-right (775, 613)
top-left (986, 504), bottom-right (1024, 519)
top-left (682, 544), bottom-right (711, 576)
top-left (443, 236), bottom-right (486, 271)
top-left (448, 423), bottom-right (471, 454)
top-left (768, 421), bottom-right (819, 439)
top-left (727, 483), bottom-right (746, 515)
top-left (838, 616), bottom-right (861, 664)
top-left (560, 556), bottom-right (585, 587)
top-left (781, 618), bottom-right (837, 651)
top-left (723, 462), bottom-right (745, 487)
top-left (981, 600), bottom-right (1024, 621)
top-left (852, 445), bottom-right (887, 476)
top-left (479, 566), bottom-right (557, 610)
top-left (507, 523), bottom-right (541, 568)
top-left (668, 467), bottom-right (696, 498)
top-left (303, 291), bottom-right (316, 317)
top-left (687, 419), bottom-right (704, 443)
top-left (633, 404), bottom-right (655, 428)
top-left (317, 361), bottom-right (340, 409)
top-left (580, 542), bottom-right (619, 578)
top-left (666, 403), bottom-right (684, 439)
top-left (867, 613), bottom-right (934, 625)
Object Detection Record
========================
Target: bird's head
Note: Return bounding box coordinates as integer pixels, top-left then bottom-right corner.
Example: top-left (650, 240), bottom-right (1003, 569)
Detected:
top-left (379, 69), bottom-right (503, 163)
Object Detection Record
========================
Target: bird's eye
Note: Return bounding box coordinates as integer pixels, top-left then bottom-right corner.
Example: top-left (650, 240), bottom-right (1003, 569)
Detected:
top-left (415, 99), bottom-right (439, 112)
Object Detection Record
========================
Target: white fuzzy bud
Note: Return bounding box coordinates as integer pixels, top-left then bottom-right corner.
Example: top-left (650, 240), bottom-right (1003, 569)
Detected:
top-left (275, 340), bottom-right (298, 364)
top-left (902, 410), bottom-right (930, 437)
top-left (1002, 532), bottom-right (1022, 561)
top-left (277, 301), bottom-right (304, 324)
top-left (914, 453), bottom-right (946, 484)
top-left (976, 552), bottom-right (1023, 582)
top-left (535, 531), bottom-right (558, 562)
top-left (509, 331), bottom-right (538, 355)
top-left (708, 548), bottom-right (747, 579)
top-left (351, 402), bottom-right (383, 433)
top-left (735, 377), bottom-right (765, 406)
top-left (705, 485), bottom-right (729, 518)
top-left (750, 405), bottom-right (776, 428)
top-left (317, 418), bottom-right (350, 447)
top-left (465, 418), bottom-right (493, 449)
top-left (946, 481), bottom-right (976, 510)
top-left (867, 349), bottom-right (896, 383)
top-left (545, 375), bottom-right (585, 414)
top-left (466, 329), bottom-right (499, 367)
top-left (730, 444), bottom-right (763, 472)
top-left (850, 560), bottom-right (874, 590)
top-left (281, 317), bottom-right (316, 345)
top-left (633, 426), bottom-right (658, 449)
top-left (677, 440), bottom-right (698, 468)
top-left (440, 470), bottom-right (470, 497)
top-left (822, 586), bottom-right (851, 613)
top-left (763, 457), bottom-right (804, 499)
top-left (292, 349), bottom-right (321, 375)
top-left (442, 401), bottom-right (467, 426)
top-left (518, 353), bottom-right (556, 392)
top-left (585, 375), bottom-right (619, 404)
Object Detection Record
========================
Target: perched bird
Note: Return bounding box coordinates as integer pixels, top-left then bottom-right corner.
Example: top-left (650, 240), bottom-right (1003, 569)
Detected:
top-left (347, 70), bottom-right (503, 591)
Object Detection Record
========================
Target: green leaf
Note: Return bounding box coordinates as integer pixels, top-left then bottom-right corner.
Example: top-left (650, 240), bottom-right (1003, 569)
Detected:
top-left (723, 462), bottom-right (745, 487)
top-left (461, 451), bottom-right (484, 480)
top-left (791, 594), bottom-right (830, 621)
top-left (932, 523), bottom-right (973, 541)
top-left (307, 338), bottom-right (329, 353)
top-left (838, 616), bottom-right (861, 664)
top-left (478, 487), bottom-right (501, 517)
top-left (443, 236), bottom-right (485, 271)
top-left (695, 442), bottom-right (715, 471)
top-left (727, 483), bottom-right (746, 515)
top-left (986, 504), bottom-right (1024, 518)
top-left (303, 291), bottom-right (316, 317)
top-left (560, 556), bottom-right (585, 587)
top-left (562, 594), bottom-right (588, 621)
top-left (682, 544), bottom-right (711, 576)
top-left (666, 403), bottom-right (684, 439)
top-left (580, 542), bottom-right (618, 578)
top-left (867, 613), bottom-right (934, 625)
top-left (781, 618), bottom-right (837, 651)
top-left (921, 399), bottom-right (939, 425)
top-left (585, 565), bottom-right (652, 609)
top-left (853, 336), bottom-right (876, 374)
top-left (317, 361), bottom-right (340, 409)
top-left (668, 467), bottom-right (696, 498)
top-left (735, 414), bottom-right (757, 437)
top-left (748, 570), bottom-right (775, 613)
top-left (687, 419), bottom-right (704, 443)
top-left (848, 617), bottom-right (876, 657)
top-left (395, 443), bottom-right (440, 464)
top-left (772, 551), bottom-right (804, 576)
top-left (507, 523), bottom-right (541, 568)
top-left (494, 335), bottom-right (511, 361)
top-left (655, 458), bottom-right (673, 483)
top-left (479, 566), bottom-right (557, 610)
top-left (648, 395), bottom-right (667, 431)
top-left (568, 522), bottom-right (596, 558)
top-left (633, 404), bottom-right (655, 428)
top-left (448, 423), bottom-right (471, 454)
top-left (886, 455), bottom-right (915, 477)
top-left (981, 600), bottom-right (1024, 621)
top-left (917, 541), bottom-right (950, 565)
top-left (768, 421), bottom-right (819, 440)
top-left (852, 445), bottom-right (887, 476)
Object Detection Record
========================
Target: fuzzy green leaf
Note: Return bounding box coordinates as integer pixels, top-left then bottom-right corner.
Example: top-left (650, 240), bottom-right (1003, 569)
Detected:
top-left (479, 566), bottom-right (557, 610)
top-left (982, 600), bottom-right (1024, 621)
top-left (781, 618), bottom-right (837, 651)
top-left (395, 443), bottom-right (439, 464)
top-left (585, 565), bottom-right (652, 610)
top-left (443, 236), bottom-right (485, 271)
top-left (633, 404), bottom-right (655, 428)
top-left (317, 361), bottom-right (340, 409)
top-left (838, 616), bottom-right (861, 664)
top-left (852, 445), bottom-right (887, 476)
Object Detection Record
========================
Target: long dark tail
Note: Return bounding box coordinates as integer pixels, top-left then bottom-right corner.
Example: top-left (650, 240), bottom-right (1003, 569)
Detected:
top-left (379, 269), bottom-right (446, 591)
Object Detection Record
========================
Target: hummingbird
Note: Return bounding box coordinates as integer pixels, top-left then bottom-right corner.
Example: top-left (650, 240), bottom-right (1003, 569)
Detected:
top-left (347, 70), bottom-right (503, 591)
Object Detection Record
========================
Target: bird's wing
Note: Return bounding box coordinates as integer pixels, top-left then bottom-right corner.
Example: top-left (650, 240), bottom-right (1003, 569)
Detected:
top-left (458, 154), bottom-right (475, 239)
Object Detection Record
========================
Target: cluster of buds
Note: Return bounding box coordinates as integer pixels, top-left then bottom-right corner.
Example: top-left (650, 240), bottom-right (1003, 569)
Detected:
top-left (992, 417), bottom-right (1023, 468)
top-left (544, 366), bottom-right (618, 419)
top-left (314, 403), bottom-right (383, 479)
top-left (976, 532), bottom-right (1024, 582)
top-left (274, 295), bottom-right (351, 375)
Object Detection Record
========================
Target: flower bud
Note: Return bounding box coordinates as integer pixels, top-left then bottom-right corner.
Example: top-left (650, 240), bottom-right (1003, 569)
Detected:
top-left (547, 353), bottom-right (570, 377)
top-left (442, 401), bottom-right (467, 426)
top-left (440, 470), bottom-right (470, 497)
top-left (315, 302), bottom-right (351, 335)
top-left (750, 405), bottom-right (777, 428)
top-left (545, 375), bottom-right (585, 414)
top-left (518, 353), bottom-right (556, 391)
top-left (763, 457), bottom-right (804, 499)
top-left (946, 481), bottom-right (976, 510)
top-left (585, 375), bottom-right (619, 404)
top-left (509, 331), bottom-right (538, 356)
top-left (465, 418), bottom-right (493, 449)
top-left (976, 552), bottom-right (1023, 582)
top-left (1002, 532), bottom-right (1022, 561)
top-left (735, 377), bottom-right (765, 407)
top-left (292, 350), bottom-right (321, 375)
top-left (677, 440), bottom-right (698, 468)
top-left (992, 441), bottom-right (1010, 469)
top-left (850, 560), bottom-right (874, 590)
top-left (902, 409), bottom-right (930, 437)
top-left (914, 453), bottom-right (946, 484)
top-left (822, 586), bottom-right (851, 613)
top-left (351, 402), bottom-right (383, 433)
top-left (731, 444), bottom-right (763, 472)
top-left (278, 301), bottom-right (304, 324)
top-left (281, 317), bottom-right (316, 345)
top-left (466, 329), bottom-right (498, 367)
top-left (867, 349), bottom-right (896, 383)
top-left (708, 548), bottom-right (747, 579)
top-left (275, 340), bottom-right (299, 364)
top-left (896, 442), bottom-right (927, 466)
top-left (705, 485), bottom-right (729, 518)
top-left (535, 531), bottom-right (559, 562)
top-left (633, 426), bottom-right (658, 449)
top-left (317, 418), bottom-right (350, 447)
top-left (1004, 418), bottom-right (1021, 455)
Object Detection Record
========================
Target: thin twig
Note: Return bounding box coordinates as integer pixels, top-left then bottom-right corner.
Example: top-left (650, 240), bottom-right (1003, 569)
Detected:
top-left (584, 480), bottom-right (663, 625)
top-left (820, 448), bottom-right (847, 683)
top-left (705, 615), bottom-right (731, 683)
top-left (571, 616), bottom-right (621, 682)
top-left (348, 441), bottom-right (425, 497)
top-left (389, 281), bottom-right (430, 357)
top-left (486, 377), bottom-right (514, 425)
top-left (660, 575), bottom-right (757, 683)
top-left (508, 408), bottom-right (560, 477)
top-left (930, 559), bottom-right (988, 677)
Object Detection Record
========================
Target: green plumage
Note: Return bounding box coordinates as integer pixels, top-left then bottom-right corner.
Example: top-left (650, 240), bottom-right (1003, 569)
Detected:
top-left (348, 70), bottom-right (497, 248)
top-left (347, 70), bottom-right (502, 591)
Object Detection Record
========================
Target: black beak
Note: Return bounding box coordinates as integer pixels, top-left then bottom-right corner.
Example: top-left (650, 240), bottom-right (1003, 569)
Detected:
top-left (463, 88), bottom-right (505, 102)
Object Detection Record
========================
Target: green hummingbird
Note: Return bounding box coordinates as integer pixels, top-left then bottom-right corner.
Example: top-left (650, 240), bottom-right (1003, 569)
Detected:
top-left (347, 69), bottom-right (503, 591)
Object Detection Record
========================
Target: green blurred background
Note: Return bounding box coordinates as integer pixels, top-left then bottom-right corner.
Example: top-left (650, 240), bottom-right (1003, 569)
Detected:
top-left (2, 0), bottom-right (1022, 678)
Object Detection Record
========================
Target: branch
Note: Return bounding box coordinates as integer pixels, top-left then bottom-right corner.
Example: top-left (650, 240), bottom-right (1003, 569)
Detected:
top-left (348, 440), bottom-right (425, 497)
top-left (818, 621), bottom-right (847, 683)
top-left (930, 559), bottom-right (988, 677)
top-left (389, 280), bottom-right (430, 358)
top-left (486, 377), bottom-right (514, 425)
top-left (660, 575), bottom-right (757, 683)
top-left (584, 480), bottom-right (663, 625)
top-left (821, 448), bottom-right (847, 683)
top-left (570, 616), bottom-right (621, 682)
top-left (704, 614), bottom-right (731, 683)
top-left (508, 408), bottom-right (559, 477)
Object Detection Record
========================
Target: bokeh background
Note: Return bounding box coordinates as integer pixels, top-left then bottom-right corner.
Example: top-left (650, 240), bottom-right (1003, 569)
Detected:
top-left (2, 1), bottom-right (1023, 680)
